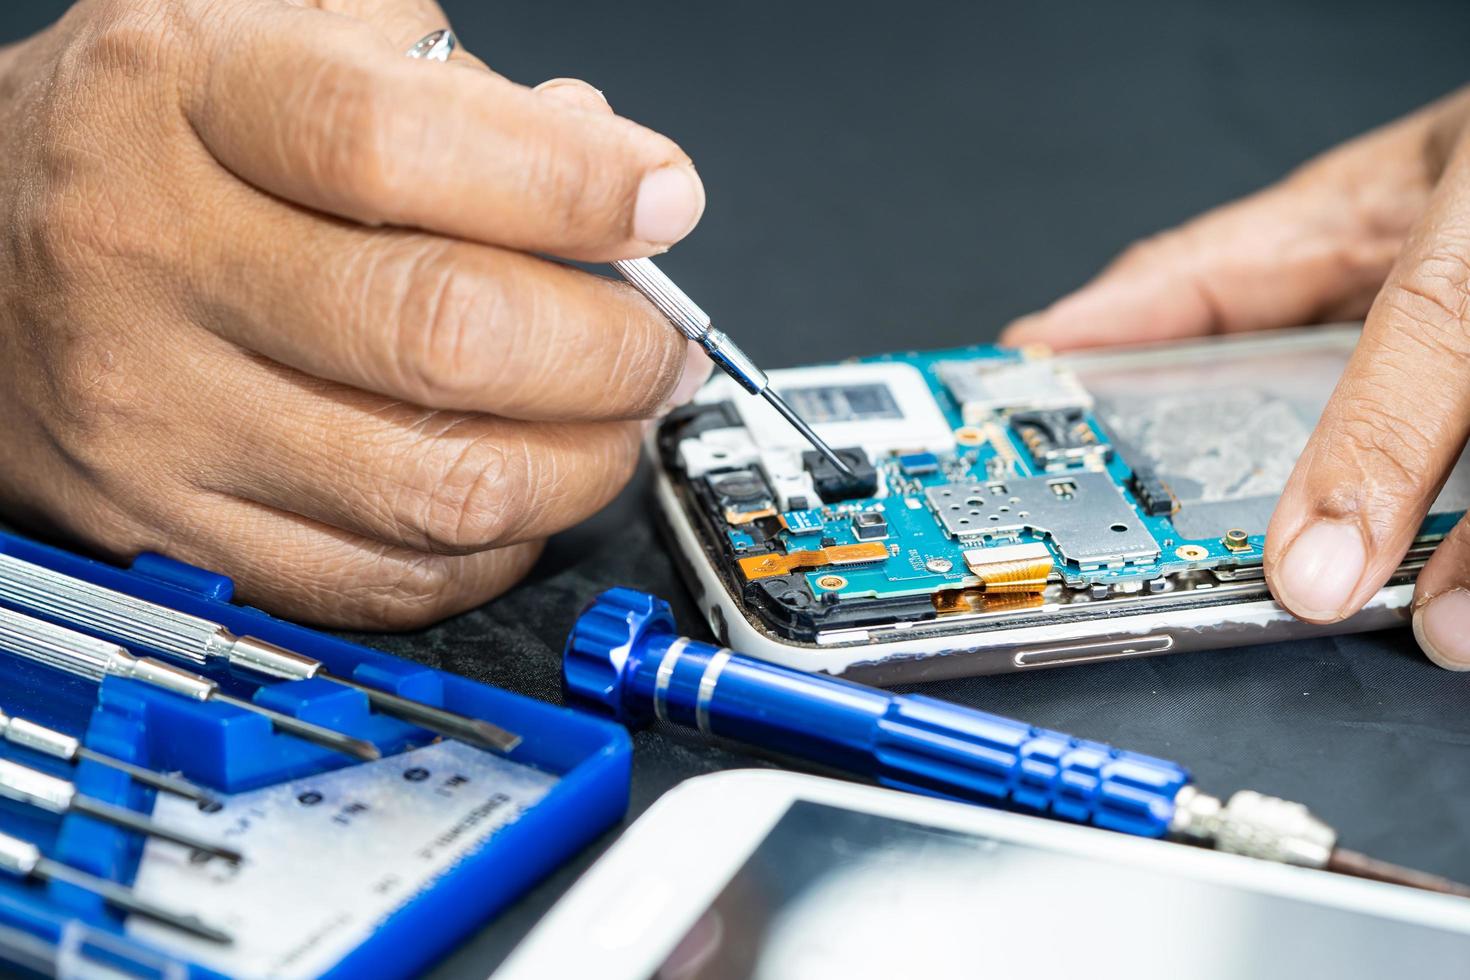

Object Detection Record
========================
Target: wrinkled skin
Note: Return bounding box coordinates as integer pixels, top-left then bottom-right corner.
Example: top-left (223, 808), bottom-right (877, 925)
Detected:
top-left (0, 0), bottom-right (711, 628)
top-left (1004, 86), bottom-right (1470, 670)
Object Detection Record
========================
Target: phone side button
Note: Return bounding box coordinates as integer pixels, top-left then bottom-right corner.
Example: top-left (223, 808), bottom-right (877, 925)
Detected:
top-left (1012, 634), bottom-right (1174, 668)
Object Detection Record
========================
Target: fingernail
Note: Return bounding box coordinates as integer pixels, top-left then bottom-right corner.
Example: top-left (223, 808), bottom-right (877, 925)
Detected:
top-left (534, 78), bottom-right (609, 109)
top-left (1273, 521), bottom-right (1367, 621)
top-left (1413, 589), bottom-right (1470, 670)
top-left (634, 165), bottom-right (705, 246)
top-left (668, 342), bottom-right (713, 408)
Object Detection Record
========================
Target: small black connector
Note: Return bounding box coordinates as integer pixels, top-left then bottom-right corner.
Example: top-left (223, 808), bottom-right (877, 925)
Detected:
top-left (1129, 466), bottom-right (1177, 516)
top-left (802, 447), bottom-right (878, 503)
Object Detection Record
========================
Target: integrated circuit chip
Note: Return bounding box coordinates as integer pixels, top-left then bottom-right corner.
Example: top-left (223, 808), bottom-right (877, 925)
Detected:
top-left (781, 510), bottom-right (826, 536)
top-left (896, 452), bottom-right (940, 476)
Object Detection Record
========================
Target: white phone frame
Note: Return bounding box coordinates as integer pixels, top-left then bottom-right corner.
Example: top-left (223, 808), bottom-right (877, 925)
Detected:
top-left (652, 328), bottom-right (1422, 683)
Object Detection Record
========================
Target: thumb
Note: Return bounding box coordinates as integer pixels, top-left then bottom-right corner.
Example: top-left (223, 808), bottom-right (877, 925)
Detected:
top-left (1001, 116), bottom-right (1435, 351)
top-left (535, 77), bottom-right (613, 114)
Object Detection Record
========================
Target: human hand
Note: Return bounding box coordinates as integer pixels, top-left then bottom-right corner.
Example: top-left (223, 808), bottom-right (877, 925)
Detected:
top-left (0, 0), bottom-right (710, 628)
top-left (1001, 86), bottom-right (1470, 669)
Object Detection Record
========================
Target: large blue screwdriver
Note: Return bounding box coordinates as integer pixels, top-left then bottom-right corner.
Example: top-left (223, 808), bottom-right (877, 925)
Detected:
top-left (565, 588), bottom-right (1468, 896)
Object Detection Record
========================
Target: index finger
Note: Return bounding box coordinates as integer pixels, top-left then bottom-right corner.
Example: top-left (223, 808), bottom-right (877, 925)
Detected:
top-left (1265, 147), bottom-right (1470, 623)
top-left (186, 4), bottom-right (704, 261)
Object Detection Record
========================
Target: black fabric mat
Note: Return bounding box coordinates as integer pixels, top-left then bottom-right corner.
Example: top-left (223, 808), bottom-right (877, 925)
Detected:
top-left (2, 2), bottom-right (1468, 976)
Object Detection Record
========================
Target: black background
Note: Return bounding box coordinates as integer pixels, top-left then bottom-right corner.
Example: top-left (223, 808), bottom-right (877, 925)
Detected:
top-left (4, 2), bottom-right (1470, 976)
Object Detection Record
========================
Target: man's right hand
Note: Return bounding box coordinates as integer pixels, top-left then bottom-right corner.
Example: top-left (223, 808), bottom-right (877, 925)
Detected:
top-left (0, 0), bottom-right (711, 628)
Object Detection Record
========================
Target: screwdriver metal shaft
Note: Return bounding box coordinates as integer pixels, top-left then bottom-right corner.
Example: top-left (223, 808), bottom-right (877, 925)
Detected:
top-left (0, 830), bottom-right (231, 944)
top-left (611, 257), bottom-right (855, 476)
top-left (0, 553), bottom-right (515, 754)
top-left (409, 30), bottom-right (854, 479)
top-left (0, 707), bottom-right (214, 804)
top-left (0, 605), bottom-right (379, 762)
top-left (0, 758), bottom-right (241, 864)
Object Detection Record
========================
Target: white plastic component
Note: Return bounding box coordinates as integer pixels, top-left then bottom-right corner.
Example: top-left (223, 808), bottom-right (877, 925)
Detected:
top-left (697, 362), bottom-right (954, 459)
top-left (768, 469), bottom-right (820, 512)
top-left (676, 429), bottom-right (761, 478)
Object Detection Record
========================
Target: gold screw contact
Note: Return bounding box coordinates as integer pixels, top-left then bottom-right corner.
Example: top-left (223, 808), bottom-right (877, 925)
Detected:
top-left (1223, 528), bottom-right (1252, 552)
top-left (954, 427), bottom-right (985, 447)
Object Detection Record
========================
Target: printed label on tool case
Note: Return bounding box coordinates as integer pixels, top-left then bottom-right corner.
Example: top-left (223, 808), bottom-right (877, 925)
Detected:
top-left (126, 741), bottom-right (557, 978)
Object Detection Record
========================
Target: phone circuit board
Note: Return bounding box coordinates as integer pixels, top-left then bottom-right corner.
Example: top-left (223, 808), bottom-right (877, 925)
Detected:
top-left (655, 333), bottom-right (1466, 644)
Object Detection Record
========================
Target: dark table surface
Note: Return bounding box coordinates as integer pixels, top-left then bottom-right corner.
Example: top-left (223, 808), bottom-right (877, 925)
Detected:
top-left (6, 1), bottom-right (1470, 976)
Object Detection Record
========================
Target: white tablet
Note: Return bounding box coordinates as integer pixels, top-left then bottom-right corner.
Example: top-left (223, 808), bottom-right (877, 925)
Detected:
top-left (497, 769), bottom-right (1470, 980)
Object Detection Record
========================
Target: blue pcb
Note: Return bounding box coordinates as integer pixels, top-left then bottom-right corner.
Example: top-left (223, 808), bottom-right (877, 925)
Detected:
top-left (780, 510), bottom-right (826, 536)
top-left (688, 342), bottom-right (1464, 604)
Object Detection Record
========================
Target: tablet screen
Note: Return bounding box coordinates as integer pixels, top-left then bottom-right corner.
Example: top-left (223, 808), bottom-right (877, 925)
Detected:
top-left (654, 800), bottom-right (1469, 980)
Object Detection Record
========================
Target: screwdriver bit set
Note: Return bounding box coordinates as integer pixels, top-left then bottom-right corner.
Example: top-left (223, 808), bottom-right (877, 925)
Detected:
top-left (0, 530), bottom-right (631, 978)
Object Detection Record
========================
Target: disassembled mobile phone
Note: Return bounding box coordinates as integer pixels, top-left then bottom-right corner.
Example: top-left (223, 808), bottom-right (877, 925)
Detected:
top-left (652, 326), bottom-right (1470, 682)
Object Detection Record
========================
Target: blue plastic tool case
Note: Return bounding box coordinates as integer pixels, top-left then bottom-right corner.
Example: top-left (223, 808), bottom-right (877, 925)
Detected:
top-left (0, 530), bottom-right (631, 978)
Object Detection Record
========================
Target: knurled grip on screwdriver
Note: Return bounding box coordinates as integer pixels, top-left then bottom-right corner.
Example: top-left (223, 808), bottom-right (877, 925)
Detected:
top-left (611, 257), bottom-right (711, 341)
top-left (565, 588), bottom-right (1192, 840)
top-left (0, 603), bottom-right (125, 682)
top-left (610, 258), bottom-right (769, 395)
top-left (0, 605), bottom-right (216, 701)
top-left (873, 696), bottom-right (1189, 838)
top-left (0, 552), bottom-right (322, 682)
top-left (0, 552), bottom-right (217, 665)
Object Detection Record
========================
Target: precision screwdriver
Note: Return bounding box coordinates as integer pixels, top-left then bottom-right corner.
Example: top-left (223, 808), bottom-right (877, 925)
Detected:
top-left (405, 31), bottom-right (856, 480)
top-left (566, 589), bottom-right (1470, 898)
top-left (0, 830), bottom-right (231, 944)
top-left (0, 553), bottom-right (517, 754)
top-left (0, 758), bottom-right (241, 865)
top-left (0, 707), bottom-right (213, 804)
top-left (0, 605), bottom-right (380, 762)
top-left (612, 258), bottom-right (856, 477)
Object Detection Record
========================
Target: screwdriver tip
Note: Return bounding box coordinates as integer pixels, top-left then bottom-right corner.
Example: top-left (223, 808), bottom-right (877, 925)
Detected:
top-left (76, 748), bottom-right (217, 806)
top-left (468, 720), bottom-right (523, 754)
top-left (760, 388), bottom-right (855, 477)
top-left (327, 675), bottom-right (522, 754)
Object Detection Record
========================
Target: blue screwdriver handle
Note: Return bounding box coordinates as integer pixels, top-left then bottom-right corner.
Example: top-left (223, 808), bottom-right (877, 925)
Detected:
top-left (564, 588), bottom-right (1190, 839)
